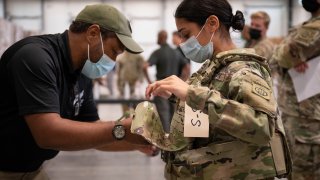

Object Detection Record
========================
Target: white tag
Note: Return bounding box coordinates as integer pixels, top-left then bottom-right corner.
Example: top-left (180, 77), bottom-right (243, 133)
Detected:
top-left (184, 102), bottom-right (209, 137)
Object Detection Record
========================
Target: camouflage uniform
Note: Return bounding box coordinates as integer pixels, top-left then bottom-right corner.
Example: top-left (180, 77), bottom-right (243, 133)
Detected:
top-left (132, 48), bottom-right (291, 179)
top-left (117, 51), bottom-right (145, 97)
top-left (272, 16), bottom-right (320, 179)
top-left (245, 38), bottom-right (274, 61)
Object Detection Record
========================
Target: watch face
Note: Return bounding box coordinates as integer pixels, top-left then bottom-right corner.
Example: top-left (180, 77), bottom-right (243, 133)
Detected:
top-left (113, 125), bottom-right (126, 140)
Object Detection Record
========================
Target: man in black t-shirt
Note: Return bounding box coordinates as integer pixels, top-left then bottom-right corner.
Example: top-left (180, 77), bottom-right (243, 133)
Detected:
top-left (0, 4), bottom-right (154, 179)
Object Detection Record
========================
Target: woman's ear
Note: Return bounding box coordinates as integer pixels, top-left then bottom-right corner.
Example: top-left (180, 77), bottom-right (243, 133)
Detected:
top-left (206, 15), bottom-right (219, 33)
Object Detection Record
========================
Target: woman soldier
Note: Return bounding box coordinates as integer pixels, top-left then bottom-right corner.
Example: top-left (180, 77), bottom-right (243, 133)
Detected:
top-left (139, 0), bottom-right (291, 179)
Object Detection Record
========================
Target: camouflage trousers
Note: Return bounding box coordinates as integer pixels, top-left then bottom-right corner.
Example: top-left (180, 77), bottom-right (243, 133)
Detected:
top-left (117, 79), bottom-right (137, 97)
top-left (0, 167), bottom-right (49, 180)
top-left (282, 113), bottom-right (320, 180)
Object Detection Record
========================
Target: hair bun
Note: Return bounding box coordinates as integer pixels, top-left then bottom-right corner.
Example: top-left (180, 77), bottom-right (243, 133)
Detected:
top-left (231, 10), bottom-right (245, 31)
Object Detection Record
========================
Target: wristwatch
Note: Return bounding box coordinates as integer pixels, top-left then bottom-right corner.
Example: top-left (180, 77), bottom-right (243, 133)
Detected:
top-left (112, 121), bottom-right (126, 140)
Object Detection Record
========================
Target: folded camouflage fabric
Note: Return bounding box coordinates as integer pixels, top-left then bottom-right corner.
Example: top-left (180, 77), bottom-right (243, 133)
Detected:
top-left (131, 101), bottom-right (188, 151)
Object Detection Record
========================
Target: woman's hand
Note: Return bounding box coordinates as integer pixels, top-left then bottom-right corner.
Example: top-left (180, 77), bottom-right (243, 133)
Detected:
top-left (145, 75), bottom-right (189, 101)
top-left (294, 62), bottom-right (308, 73)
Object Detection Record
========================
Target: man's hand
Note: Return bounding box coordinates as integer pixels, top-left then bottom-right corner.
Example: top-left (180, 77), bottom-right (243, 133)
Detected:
top-left (137, 145), bottom-right (160, 156)
top-left (121, 118), bottom-right (150, 145)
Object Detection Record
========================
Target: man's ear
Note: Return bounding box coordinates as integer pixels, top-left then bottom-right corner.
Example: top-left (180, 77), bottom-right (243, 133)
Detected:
top-left (86, 24), bottom-right (100, 44)
top-left (206, 15), bottom-right (219, 33)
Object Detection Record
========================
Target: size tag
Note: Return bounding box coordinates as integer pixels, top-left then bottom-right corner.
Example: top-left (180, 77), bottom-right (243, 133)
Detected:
top-left (184, 102), bottom-right (209, 137)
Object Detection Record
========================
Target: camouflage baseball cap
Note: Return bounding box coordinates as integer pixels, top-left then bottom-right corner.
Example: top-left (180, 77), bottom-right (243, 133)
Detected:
top-left (75, 4), bottom-right (143, 53)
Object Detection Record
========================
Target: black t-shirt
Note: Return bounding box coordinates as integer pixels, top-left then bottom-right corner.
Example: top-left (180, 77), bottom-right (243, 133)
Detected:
top-left (176, 47), bottom-right (190, 77)
top-left (148, 44), bottom-right (185, 80)
top-left (0, 31), bottom-right (99, 172)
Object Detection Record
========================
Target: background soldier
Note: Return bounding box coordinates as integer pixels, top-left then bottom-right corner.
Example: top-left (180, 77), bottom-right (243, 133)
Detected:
top-left (117, 50), bottom-right (148, 112)
top-left (117, 50), bottom-right (148, 98)
top-left (272, 0), bottom-right (320, 179)
top-left (243, 11), bottom-right (280, 97)
top-left (243, 11), bottom-right (274, 60)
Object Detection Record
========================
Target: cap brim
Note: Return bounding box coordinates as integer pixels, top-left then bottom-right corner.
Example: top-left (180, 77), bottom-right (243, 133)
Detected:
top-left (116, 33), bottom-right (143, 54)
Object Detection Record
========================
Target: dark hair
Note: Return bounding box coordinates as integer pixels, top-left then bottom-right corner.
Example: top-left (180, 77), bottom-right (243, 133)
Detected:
top-left (174, 0), bottom-right (245, 33)
top-left (69, 21), bottom-right (116, 39)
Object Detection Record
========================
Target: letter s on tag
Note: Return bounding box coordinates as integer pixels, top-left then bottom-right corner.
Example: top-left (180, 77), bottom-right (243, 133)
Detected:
top-left (184, 102), bottom-right (209, 137)
top-left (191, 119), bottom-right (201, 127)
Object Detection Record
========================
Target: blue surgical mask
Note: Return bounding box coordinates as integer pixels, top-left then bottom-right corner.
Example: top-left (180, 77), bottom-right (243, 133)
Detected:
top-left (180, 24), bottom-right (214, 63)
top-left (82, 33), bottom-right (116, 79)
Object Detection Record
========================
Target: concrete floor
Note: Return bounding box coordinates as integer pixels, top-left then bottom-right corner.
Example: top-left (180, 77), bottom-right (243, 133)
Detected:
top-left (44, 150), bottom-right (165, 180)
top-left (44, 104), bottom-right (166, 180)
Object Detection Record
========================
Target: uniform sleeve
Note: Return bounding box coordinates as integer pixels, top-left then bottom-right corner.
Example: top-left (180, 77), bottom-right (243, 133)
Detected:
top-left (254, 39), bottom-right (274, 60)
top-left (272, 24), bottom-right (320, 68)
top-left (7, 44), bottom-right (60, 115)
top-left (186, 67), bottom-right (277, 145)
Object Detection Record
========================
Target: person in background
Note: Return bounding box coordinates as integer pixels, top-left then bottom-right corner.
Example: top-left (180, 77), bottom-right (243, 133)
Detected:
top-left (143, 0), bottom-right (291, 179)
top-left (0, 4), bottom-right (155, 180)
top-left (243, 11), bottom-right (274, 60)
top-left (272, 0), bottom-right (320, 179)
top-left (117, 50), bottom-right (148, 99)
top-left (172, 31), bottom-right (191, 81)
top-left (143, 30), bottom-right (181, 133)
top-left (117, 50), bottom-right (148, 112)
top-left (106, 66), bottom-right (116, 96)
top-left (242, 11), bottom-right (280, 97)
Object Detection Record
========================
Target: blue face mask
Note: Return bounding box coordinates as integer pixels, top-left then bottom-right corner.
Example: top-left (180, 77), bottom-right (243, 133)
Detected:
top-left (81, 33), bottom-right (116, 79)
top-left (180, 23), bottom-right (214, 63)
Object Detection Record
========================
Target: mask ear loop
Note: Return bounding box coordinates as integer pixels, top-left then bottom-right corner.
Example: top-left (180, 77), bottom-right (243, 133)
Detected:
top-left (196, 18), bottom-right (215, 43)
top-left (209, 31), bottom-right (215, 42)
top-left (196, 24), bottom-right (206, 39)
top-left (99, 32), bottom-right (105, 54)
top-left (87, 44), bottom-right (90, 61)
top-left (196, 17), bottom-right (211, 38)
top-left (196, 20), bottom-right (215, 45)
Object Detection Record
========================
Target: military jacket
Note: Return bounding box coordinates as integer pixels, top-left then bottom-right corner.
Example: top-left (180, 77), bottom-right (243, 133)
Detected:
top-left (272, 16), bottom-right (320, 120)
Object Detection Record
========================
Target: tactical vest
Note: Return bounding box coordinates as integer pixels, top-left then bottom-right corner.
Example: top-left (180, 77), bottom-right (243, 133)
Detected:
top-left (132, 48), bottom-right (292, 179)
